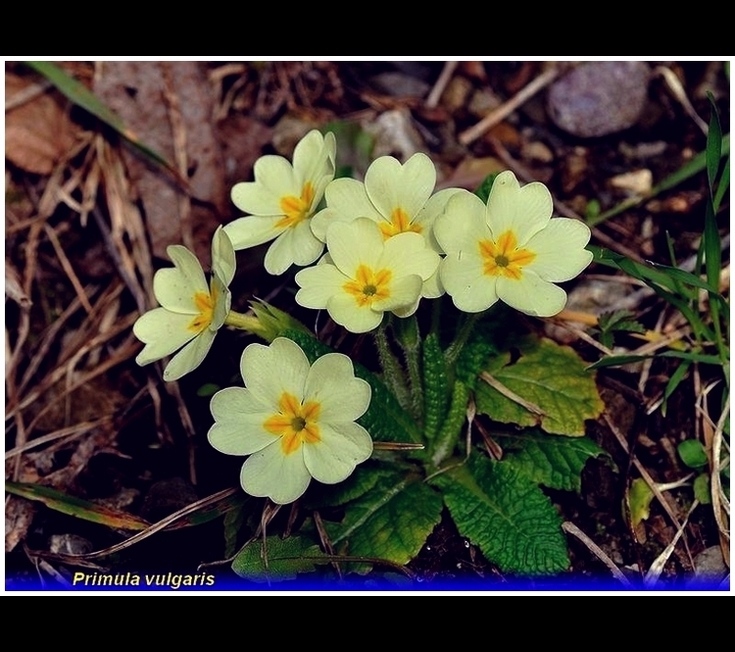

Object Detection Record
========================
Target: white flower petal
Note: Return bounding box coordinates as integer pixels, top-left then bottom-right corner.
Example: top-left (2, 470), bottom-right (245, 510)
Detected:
top-left (210, 276), bottom-right (231, 331)
top-left (326, 218), bottom-right (383, 276)
top-left (380, 232), bottom-right (440, 282)
top-left (224, 215), bottom-right (284, 250)
top-left (211, 226), bottom-right (236, 286)
top-left (240, 443), bottom-right (312, 504)
top-left (372, 274), bottom-right (423, 313)
top-left (365, 153), bottom-right (435, 220)
top-left (152, 270), bottom-right (197, 315)
top-left (496, 271), bottom-right (568, 317)
top-left (421, 267), bottom-right (444, 299)
top-left (295, 263), bottom-right (348, 310)
top-left (440, 254), bottom-right (499, 313)
top-left (433, 190), bottom-right (488, 255)
top-left (293, 130), bottom-right (336, 183)
top-left (134, 309), bottom-right (198, 365)
top-left (305, 354), bottom-right (371, 422)
top-left (208, 388), bottom-right (276, 455)
top-left (486, 171), bottom-right (552, 244)
top-left (327, 293), bottom-right (384, 333)
top-left (290, 220), bottom-right (326, 266)
top-left (232, 155), bottom-right (298, 214)
top-left (262, 231), bottom-right (294, 275)
top-left (163, 328), bottom-right (215, 381)
top-left (325, 177), bottom-right (380, 220)
top-left (304, 421), bottom-right (373, 485)
top-left (525, 218), bottom-right (593, 282)
top-left (153, 246), bottom-right (209, 312)
top-left (240, 338), bottom-right (310, 407)
top-left (414, 187), bottom-right (464, 251)
top-left (262, 224), bottom-right (323, 275)
top-left (310, 207), bottom-right (341, 243)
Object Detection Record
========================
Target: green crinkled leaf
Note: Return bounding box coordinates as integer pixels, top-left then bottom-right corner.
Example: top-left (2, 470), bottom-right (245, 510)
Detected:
top-left (496, 429), bottom-right (608, 492)
top-left (231, 534), bottom-right (328, 582)
top-left (305, 463), bottom-right (394, 508)
top-left (328, 470), bottom-right (443, 566)
top-left (475, 338), bottom-right (603, 436)
top-left (432, 454), bottom-right (569, 575)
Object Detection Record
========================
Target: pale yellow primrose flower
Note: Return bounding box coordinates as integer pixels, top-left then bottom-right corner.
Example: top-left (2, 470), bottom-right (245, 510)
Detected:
top-left (207, 337), bottom-right (373, 505)
top-left (133, 227), bottom-right (236, 381)
top-left (295, 218), bottom-right (440, 333)
top-left (224, 129), bottom-right (337, 276)
top-left (434, 171), bottom-right (593, 317)
top-left (311, 152), bottom-right (461, 298)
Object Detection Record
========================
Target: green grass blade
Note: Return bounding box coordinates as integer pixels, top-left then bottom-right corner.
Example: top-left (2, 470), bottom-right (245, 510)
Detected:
top-left (713, 155), bottom-right (730, 212)
top-left (705, 92), bottom-right (723, 192)
top-left (24, 61), bottom-right (184, 185)
top-left (6, 481), bottom-right (150, 531)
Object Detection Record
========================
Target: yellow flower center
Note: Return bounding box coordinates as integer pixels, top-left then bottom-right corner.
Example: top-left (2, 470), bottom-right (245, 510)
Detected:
top-left (277, 182), bottom-right (315, 229)
top-left (378, 207), bottom-right (423, 239)
top-left (479, 230), bottom-right (536, 280)
top-left (188, 283), bottom-right (217, 333)
top-left (263, 392), bottom-right (321, 455)
top-left (343, 264), bottom-right (392, 307)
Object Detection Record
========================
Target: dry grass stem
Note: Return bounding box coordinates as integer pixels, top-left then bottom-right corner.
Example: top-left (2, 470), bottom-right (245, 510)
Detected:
top-left (479, 371), bottom-right (546, 418)
top-left (459, 64), bottom-right (561, 145)
top-left (644, 499), bottom-right (699, 587)
top-left (603, 412), bottom-right (686, 533)
top-left (5, 416), bottom-right (113, 459)
top-left (562, 521), bottom-right (633, 587)
top-left (425, 61), bottom-right (458, 109)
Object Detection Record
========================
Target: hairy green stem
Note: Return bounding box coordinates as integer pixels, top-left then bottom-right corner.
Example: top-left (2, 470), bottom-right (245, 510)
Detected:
top-left (224, 310), bottom-right (262, 332)
top-left (393, 316), bottom-right (423, 423)
top-left (445, 312), bottom-right (482, 367)
top-left (373, 323), bottom-right (411, 413)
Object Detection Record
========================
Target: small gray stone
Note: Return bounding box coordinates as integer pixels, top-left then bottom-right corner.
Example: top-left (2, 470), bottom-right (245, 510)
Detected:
top-left (547, 62), bottom-right (651, 138)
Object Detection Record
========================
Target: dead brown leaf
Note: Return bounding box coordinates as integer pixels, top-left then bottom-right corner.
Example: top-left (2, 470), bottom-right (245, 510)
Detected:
top-left (5, 72), bottom-right (79, 175)
top-left (93, 61), bottom-right (228, 262)
top-left (5, 497), bottom-right (36, 553)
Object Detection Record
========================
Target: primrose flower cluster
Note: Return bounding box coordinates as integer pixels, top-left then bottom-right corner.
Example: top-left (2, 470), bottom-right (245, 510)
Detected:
top-left (132, 128), bottom-right (593, 504)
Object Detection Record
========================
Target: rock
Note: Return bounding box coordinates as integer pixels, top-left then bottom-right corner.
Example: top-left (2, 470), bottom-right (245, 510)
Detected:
top-left (547, 62), bottom-right (651, 138)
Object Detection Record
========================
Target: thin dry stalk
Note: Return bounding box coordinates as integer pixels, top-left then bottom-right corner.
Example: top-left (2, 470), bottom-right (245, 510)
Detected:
top-left (164, 379), bottom-right (199, 486)
top-left (603, 412), bottom-right (685, 533)
top-left (23, 338), bottom-right (139, 438)
top-left (562, 521), bottom-right (633, 587)
top-left (425, 61), bottom-right (458, 109)
top-left (697, 383), bottom-right (730, 557)
top-left (655, 66), bottom-right (709, 135)
top-left (4, 78), bottom-right (52, 111)
top-left (26, 488), bottom-right (240, 566)
top-left (96, 137), bottom-right (154, 309)
top-left (644, 499), bottom-right (699, 587)
top-left (7, 220), bottom-right (42, 376)
top-left (162, 63), bottom-right (194, 253)
top-left (42, 223), bottom-right (93, 314)
top-left (8, 317), bottom-right (138, 423)
top-left (479, 371), bottom-right (546, 418)
top-left (209, 63), bottom-right (249, 121)
top-left (5, 416), bottom-right (113, 459)
top-left (458, 64), bottom-right (561, 145)
top-left (313, 510), bottom-right (342, 579)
